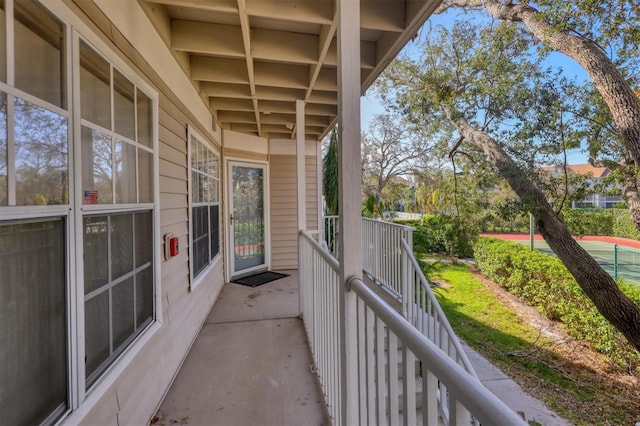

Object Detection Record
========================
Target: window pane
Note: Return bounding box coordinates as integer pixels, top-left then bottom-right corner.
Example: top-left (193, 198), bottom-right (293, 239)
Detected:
top-left (136, 266), bottom-right (153, 327)
top-left (0, 92), bottom-right (6, 206)
top-left (0, 1), bottom-right (6, 83)
top-left (113, 69), bottom-right (134, 140)
top-left (85, 291), bottom-right (109, 384)
top-left (112, 277), bottom-right (134, 351)
top-left (190, 170), bottom-right (197, 204)
top-left (15, 98), bottom-right (68, 206)
top-left (212, 154), bottom-right (219, 179)
top-left (111, 214), bottom-right (133, 280)
top-left (138, 149), bottom-right (153, 203)
top-left (192, 205), bottom-right (209, 277)
top-left (210, 205), bottom-right (219, 259)
top-left (80, 40), bottom-right (110, 129)
top-left (14, 1), bottom-right (65, 108)
top-left (190, 135), bottom-right (198, 168)
top-left (115, 141), bottom-right (136, 204)
top-left (135, 211), bottom-right (152, 268)
top-left (81, 126), bottom-right (112, 204)
top-left (83, 216), bottom-right (109, 294)
top-left (136, 88), bottom-right (152, 148)
top-left (0, 218), bottom-right (67, 426)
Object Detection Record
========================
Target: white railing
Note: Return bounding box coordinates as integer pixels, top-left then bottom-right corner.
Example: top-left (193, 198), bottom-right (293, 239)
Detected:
top-left (350, 276), bottom-right (526, 426)
top-left (324, 216), bottom-right (413, 298)
top-left (363, 218), bottom-right (413, 298)
top-left (299, 230), bottom-right (525, 426)
top-left (299, 231), bottom-right (342, 424)
top-left (323, 216), bottom-right (476, 377)
top-left (401, 238), bottom-right (478, 378)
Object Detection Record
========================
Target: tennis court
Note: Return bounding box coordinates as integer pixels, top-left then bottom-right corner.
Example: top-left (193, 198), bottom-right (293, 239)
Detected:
top-left (515, 239), bottom-right (640, 284)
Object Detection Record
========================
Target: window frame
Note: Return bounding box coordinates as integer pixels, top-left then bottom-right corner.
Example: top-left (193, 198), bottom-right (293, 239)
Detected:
top-left (0, 2), bottom-right (75, 423)
top-left (187, 125), bottom-right (221, 289)
top-left (71, 30), bottom-right (161, 401)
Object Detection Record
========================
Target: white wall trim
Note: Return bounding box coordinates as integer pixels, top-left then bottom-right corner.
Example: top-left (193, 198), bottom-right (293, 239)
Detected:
top-left (223, 129), bottom-right (269, 154)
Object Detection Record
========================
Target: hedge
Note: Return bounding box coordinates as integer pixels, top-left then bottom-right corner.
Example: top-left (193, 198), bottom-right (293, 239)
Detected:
top-left (412, 215), bottom-right (475, 258)
top-left (473, 237), bottom-right (640, 369)
top-left (561, 209), bottom-right (614, 236)
top-left (611, 209), bottom-right (640, 240)
top-left (560, 208), bottom-right (640, 241)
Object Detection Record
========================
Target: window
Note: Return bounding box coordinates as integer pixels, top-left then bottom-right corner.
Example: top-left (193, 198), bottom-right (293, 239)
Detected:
top-left (0, 2), bottom-right (70, 424)
top-left (83, 212), bottom-right (153, 386)
top-left (0, 1), bottom-right (158, 423)
top-left (79, 39), bottom-right (156, 388)
top-left (0, 218), bottom-right (67, 426)
top-left (189, 129), bottom-right (220, 282)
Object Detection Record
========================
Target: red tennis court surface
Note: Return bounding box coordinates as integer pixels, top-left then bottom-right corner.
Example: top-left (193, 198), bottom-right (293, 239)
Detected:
top-left (481, 233), bottom-right (640, 250)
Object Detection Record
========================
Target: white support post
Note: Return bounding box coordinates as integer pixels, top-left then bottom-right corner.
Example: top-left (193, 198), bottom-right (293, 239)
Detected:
top-left (296, 99), bottom-right (306, 233)
top-left (296, 99), bottom-right (306, 317)
top-left (337, 0), bottom-right (361, 424)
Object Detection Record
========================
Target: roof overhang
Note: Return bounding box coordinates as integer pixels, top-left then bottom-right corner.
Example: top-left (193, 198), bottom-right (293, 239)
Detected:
top-left (142, 0), bottom-right (442, 141)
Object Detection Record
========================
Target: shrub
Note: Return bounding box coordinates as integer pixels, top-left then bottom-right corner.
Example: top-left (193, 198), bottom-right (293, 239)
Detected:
top-left (473, 237), bottom-right (640, 370)
top-left (561, 208), bottom-right (613, 236)
top-left (612, 209), bottom-right (640, 240)
top-left (414, 215), bottom-right (475, 258)
top-left (561, 208), bottom-right (640, 241)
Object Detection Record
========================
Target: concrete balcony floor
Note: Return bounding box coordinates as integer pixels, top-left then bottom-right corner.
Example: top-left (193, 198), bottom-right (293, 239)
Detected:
top-left (156, 270), bottom-right (329, 426)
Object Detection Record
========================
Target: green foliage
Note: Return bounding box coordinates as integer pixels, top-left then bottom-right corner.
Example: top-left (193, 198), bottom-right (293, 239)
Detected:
top-left (561, 208), bottom-right (614, 236)
top-left (322, 127), bottom-right (339, 215)
top-left (558, 208), bottom-right (640, 240)
top-left (473, 238), bottom-right (640, 369)
top-left (413, 214), bottom-right (475, 258)
top-left (612, 209), bottom-right (640, 240)
top-left (361, 194), bottom-right (382, 218)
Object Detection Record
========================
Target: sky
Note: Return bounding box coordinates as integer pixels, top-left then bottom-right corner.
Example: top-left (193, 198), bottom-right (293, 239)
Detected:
top-left (360, 8), bottom-right (594, 165)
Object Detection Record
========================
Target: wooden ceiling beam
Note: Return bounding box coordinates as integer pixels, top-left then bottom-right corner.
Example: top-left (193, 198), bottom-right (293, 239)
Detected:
top-left (361, 1), bottom-right (405, 32)
top-left (254, 62), bottom-right (309, 89)
top-left (172, 20), bottom-right (244, 57)
top-left (199, 82), bottom-right (252, 98)
top-left (246, 0), bottom-right (333, 24)
top-left (251, 28), bottom-right (319, 65)
top-left (191, 56), bottom-right (249, 83)
top-left (146, 0), bottom-right (238, 14)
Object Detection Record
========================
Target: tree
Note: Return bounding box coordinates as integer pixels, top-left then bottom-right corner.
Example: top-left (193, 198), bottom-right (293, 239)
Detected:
top-left (377, 19), bottom-right (640, 350)
top-left (435, 0), bottom-right (640, 233)
top-left (322, 126), bottom-right (339, 215)
top-left (361, 114), bottom-right (431, 207)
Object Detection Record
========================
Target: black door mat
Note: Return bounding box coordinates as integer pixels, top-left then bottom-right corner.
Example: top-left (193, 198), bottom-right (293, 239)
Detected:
top-left (231, 271), bottom-right (289, 287)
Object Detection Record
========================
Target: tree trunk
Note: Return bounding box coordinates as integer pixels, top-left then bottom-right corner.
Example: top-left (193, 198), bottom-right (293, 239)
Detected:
top-left (453, 115), bottom-right (640, 351)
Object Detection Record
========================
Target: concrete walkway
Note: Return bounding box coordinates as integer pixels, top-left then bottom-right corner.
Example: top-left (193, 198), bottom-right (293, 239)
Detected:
top-left (157, 270), bottom-right (568, 426)
top-left (463, 343), bottom-right (569, 426)
top-left (156, 271), bottom-right (329, 426)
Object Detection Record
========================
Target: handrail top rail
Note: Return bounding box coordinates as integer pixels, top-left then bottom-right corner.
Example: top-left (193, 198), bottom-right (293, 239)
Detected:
top-left (348, 276), bottom-right (526, 426)
top-left (300, 229), bottom-right (340, 273)
top-left (400, 238), bottom-right (477, 377)
top-left (325, 215), bottom-right (416, 232)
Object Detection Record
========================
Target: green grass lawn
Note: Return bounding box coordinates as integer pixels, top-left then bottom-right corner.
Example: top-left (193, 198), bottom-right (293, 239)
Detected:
top-left (423, 261), bottom-right (634, 425)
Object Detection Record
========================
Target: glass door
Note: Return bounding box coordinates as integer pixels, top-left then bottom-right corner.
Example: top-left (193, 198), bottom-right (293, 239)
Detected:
top-left (228, 161), bottom-right (267, 277)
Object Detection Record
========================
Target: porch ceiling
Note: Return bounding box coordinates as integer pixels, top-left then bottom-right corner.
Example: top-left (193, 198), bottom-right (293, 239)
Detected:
top-left (142, 0), bottom-right (441, 141)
